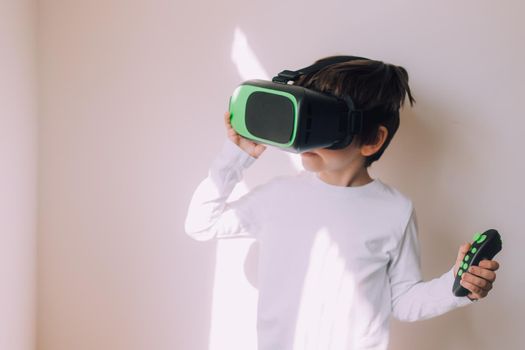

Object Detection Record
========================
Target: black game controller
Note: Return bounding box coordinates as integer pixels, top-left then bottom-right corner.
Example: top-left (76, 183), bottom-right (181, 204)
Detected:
top-left (453, 229), bottom-right (502, 297)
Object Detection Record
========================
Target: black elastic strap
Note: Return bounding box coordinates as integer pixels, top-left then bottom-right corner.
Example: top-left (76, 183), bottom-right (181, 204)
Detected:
top-left (342, 94), bottom-right (395, 135)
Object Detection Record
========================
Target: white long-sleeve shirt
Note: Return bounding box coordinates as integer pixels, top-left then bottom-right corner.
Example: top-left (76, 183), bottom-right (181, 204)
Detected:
top-left (185, 139), bottom-right (473, 350)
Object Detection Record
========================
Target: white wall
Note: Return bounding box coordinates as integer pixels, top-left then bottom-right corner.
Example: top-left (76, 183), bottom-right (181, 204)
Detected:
top-left (37, 1), bottom-right (523, 350)
top-left (0, 0), bottom-right (37, 349)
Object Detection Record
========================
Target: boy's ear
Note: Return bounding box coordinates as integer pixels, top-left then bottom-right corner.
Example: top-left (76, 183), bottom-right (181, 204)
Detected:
top-left (360, 126), bottom-right (388, 157)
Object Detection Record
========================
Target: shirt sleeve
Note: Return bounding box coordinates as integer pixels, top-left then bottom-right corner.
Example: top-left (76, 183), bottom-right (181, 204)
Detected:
top-left (184, 138), bottom-right (262, 241)
top-left (388, 207), bottom-right (475, 322)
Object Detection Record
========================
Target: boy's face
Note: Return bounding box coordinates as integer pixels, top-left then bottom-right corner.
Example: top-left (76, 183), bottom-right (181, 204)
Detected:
top-left (300, 141), bottom-right (366, 173)
top-left (299, 126), bottom-right (387, 176)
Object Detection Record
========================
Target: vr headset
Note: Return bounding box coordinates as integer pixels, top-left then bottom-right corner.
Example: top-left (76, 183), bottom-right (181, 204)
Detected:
top-left (228, 55), bottom-right (393, 153)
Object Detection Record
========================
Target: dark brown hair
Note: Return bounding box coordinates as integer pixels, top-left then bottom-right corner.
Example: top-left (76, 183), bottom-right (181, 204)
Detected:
top-left (294, 55), bottom-right (415, 167)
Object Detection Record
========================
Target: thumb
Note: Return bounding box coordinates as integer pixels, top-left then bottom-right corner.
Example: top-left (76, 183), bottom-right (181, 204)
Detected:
top-left (454, 242), bottom-right (471, 275)
top-left (252, 144), bottom-right (267, 158)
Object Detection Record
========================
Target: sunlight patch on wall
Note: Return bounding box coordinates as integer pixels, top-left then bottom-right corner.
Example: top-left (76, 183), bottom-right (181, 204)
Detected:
top-left (230, 27), bottom-right (303, 171)
top-left (231, 27), bottom-right (269, 80)
top-left (209, 26), bottom-right (310, 350)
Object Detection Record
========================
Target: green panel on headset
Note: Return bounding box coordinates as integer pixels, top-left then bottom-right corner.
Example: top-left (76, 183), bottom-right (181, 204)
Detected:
top-left (229, 82), bottom-right (299, 148)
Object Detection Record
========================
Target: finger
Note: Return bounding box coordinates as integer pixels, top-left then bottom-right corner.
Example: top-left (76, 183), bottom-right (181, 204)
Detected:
top-left (228, 134), bottom-right (239, 144)
top-left (455, 242), bottom-right (471, 274)
top-left (462, 272), bottom-right (492, 292)
top-left (224, 111), bottom-right (232, 126)
top-left (227, 128), bottom-right (237, 137)
top-left (479, 260), bottom-right (500, 271)
top-left (253, 144), bottom-right (267, 158)
top-left (468, 265), bottom-right (497, 282)
top-left (456, 242), bottom-right (471, 261)
top-left (460, 278), bottom-right (488, 297)
top-left (467, 292), bottom-right (483, 301)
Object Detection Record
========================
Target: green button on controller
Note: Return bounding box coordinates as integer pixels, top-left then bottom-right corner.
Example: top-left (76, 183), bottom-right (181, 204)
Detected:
top-left (462, 262), bottom-right (469, 270)
top-left (458, 270), bottom-right (463, 277)
top-left (473, 232), bottom-right (481, 242)
top-left (471, 247), bottom-right (477, 254)
top-left (477, 234), bottom-right (487, 244)
top-left (464, 255), bottom-right (470, 262)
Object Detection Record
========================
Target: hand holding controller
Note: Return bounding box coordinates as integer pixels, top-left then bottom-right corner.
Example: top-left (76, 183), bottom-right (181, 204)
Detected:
top-left (453, 229), bottom-right (502, 297)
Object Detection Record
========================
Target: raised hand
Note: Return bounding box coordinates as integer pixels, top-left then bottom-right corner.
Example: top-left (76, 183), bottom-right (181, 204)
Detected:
top-left (224, 111), bottom-right (266, 159)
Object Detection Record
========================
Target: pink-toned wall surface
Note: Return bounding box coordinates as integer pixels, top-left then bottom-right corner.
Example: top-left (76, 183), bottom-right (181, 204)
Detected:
top-left (0, 1), bottom-right (37, 349)
top-left (35, 1), bottom-right (523, 350)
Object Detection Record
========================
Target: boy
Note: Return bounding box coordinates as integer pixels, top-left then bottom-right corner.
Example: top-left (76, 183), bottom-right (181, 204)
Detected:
top-left (184, 56), bottom-right (500, 349)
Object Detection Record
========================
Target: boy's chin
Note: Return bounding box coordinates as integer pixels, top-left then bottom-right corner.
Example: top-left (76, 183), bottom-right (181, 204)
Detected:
top-left (300, 154), bottom-right (323, 172)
